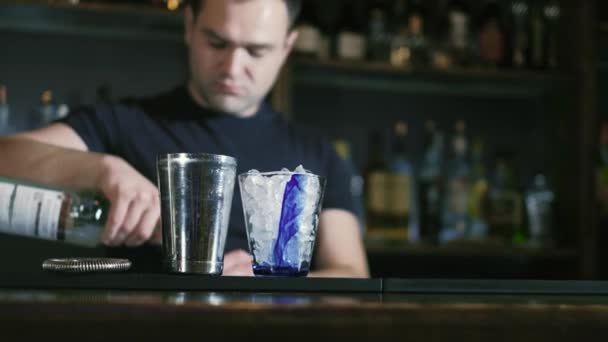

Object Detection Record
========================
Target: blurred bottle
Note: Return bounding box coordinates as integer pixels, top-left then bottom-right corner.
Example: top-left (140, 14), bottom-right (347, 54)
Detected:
top-left (447, 0), bottom-right (471, 67)
top-left (478, 0), bottom-right (506, 67)
top-left (529, 0), bottom-right (546, 69)
top-left (0, 176), bottom-right (108, 247)
top-left (525, 173), bottom-right (554, 248)
top-left (510, 0), bottom-right (530, 68)
top-left (333, 139), bottom-right (366, 234)
top-left (417, 120), bottom-right (444, 245)
top-left (543, 0), bottom-right (561, 69)
top-left (367, 3), bottom-right (390, 63)
top-left (485, 152), bottom-right (524, 244)
top-left (337, 3), bottom-right (367, 61)
top-left (428, 0), bottom-right (454, 70)
top-left (441, 119), bottom-right (472, 244)
top-left (35, 90), bottom-right (69, 128)
top-left (387, 120), bottom-right (415, 241)
top-left (390, 0), bottom-right (429, 68)
top-left (364, 130), bottom-right (390, 240)
top-left (388, 0), bottom-right (409, 65)
top-left (294, 1), bottom-right (322, 59)
top-left (597, 121), bottom-right (608, 218)
top-left (468, 137), bottom-right (489, 239)
top-left (0, 84), bottom-right (12, 135)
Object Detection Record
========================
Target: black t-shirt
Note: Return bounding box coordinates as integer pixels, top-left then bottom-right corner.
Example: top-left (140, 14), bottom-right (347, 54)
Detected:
top-left (60, 85), bottom-right (358, 255)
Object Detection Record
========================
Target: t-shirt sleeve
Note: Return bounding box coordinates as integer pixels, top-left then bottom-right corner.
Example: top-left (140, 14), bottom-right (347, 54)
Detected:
top-left (56, 104), bottom-right (120, 153)
top-left (321, 142), bottom-right (364, 224)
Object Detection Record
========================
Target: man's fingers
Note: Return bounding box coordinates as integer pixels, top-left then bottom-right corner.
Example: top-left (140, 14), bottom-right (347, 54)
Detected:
top-left (102, 195), bottom-right (130, 245)
top-left (116, 198), bottom-right (148, 245)
top-left (124, 206), bottom-right (160, 247)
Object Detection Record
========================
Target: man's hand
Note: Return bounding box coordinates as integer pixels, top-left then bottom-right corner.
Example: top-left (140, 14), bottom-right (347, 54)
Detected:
top-left (97, 155), bottom-right (161, 247)
top-left (222, 249), bottom-right (254, 276)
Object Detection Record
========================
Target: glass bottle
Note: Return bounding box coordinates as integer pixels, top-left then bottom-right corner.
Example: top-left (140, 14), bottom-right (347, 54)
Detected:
top-left (337, 3), bottom-right (367, 61)
top-left (441, 119), bottom-right (472, 244)
top-left (293, 0), bottom-right (322, 59)
top-left (417, 120), bottom-right (444, 245)
top-left (543, 0), bottom-right (561, 69)
top-left (510, 0), bottom-right (530, 68)
top-left (529, 0), bottom-right (546, 69)
top-left (485, 153), bottom-right (524, 244)
top-left (525, 173), bottom-right (554, 248)
top-left (364, 130), bottom-right (390, 240)
top-left (447, 0), bottom-right (471, 67)
top-left (0, 176), bottom-right (108, 247)
top-left (387, 120), bottom-right (415, 241)
top-left (0, 84), bottom-right (11, 135)
top-left (468, 137), bottom-right (489, 239)
top-left (38, 89), bottom-right (58, 126)
top-left (367, 3), bottom-right (390, 63)
top-left (479, 0), bottom-right (506, 67)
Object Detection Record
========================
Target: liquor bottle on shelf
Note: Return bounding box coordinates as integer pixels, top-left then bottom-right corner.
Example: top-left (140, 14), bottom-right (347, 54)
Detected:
top-left (336, 3), bottom-right (367, 61)
top-left (389, 0), bottom-right (410, 67)
top-left (485, 152), bottom-right (524, 244)
top-left (478, 0), bottom-right (506, 67)
top-left (364, 130), bottom-right (391, 240)
top-left (333, 139), bottom-right (366, 234)
top-left (441, 119), bottom-right (472, 244)
top-left (34, 90), bottom-right (69, 128)
top-left (468, 137), bottom-right (489, 239)
top-left (543, 0), bottom-right (561, 69)
top-left (367, 2), bottom-right (390, 63)
top-left (417, 120), bottom-right (444, 245)
top-left (403, 0), bottom-right (429, 68)
top-left (597, 121), bottom-right (608, 219)
top-left (530, 0), bottom-right (546, 69)
top-left (0, 176), bottom-right (108, 247)
top-left (447, 0), bottom-right (471, 67)
top-left (391, 1), bottom-right (428, 67)
top-left (0, 84), bottom-right (12, 135)
top-left (525, 173), bottom-right (555, 248)
top-left (387, 120), bottom-right (416, 241)
top-left (510, 0), bottom-right (531, 68)
top-left (428, 0), bottom-right (453, 70)
top-left (294, 0), bottom-right (322, 59)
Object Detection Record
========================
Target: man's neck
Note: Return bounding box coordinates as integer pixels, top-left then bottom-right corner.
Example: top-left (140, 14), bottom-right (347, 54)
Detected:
top-left (187, 81), bottom-right (258, 118)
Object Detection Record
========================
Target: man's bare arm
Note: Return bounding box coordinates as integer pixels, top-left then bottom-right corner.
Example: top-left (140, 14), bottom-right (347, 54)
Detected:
top-left (308, 209), bottom-right (370, 278)
top-left (0, 123), bottom-right (161, 246)
top-left (0, 123), bottom-right (103, 189)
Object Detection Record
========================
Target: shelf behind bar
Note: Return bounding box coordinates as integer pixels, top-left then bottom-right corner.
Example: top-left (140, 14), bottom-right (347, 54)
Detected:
top-left (290, 57), bottom-right (572, 99)
top-left (0, 2), bottom-right (183, 42)
top-left (365, 240), bottom-right (578, 259)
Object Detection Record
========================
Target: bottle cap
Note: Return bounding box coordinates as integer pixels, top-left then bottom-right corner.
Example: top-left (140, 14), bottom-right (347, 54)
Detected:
top-left (42, 258), bottom-right (131, 273)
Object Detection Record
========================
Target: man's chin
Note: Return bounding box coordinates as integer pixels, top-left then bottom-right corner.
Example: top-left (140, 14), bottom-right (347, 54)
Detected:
top-left (210, 97), bottom-right (256, 117)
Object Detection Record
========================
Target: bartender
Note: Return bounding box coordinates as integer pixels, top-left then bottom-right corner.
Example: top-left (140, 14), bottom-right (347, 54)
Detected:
top-left (0, 0), bottom-right (369, 278)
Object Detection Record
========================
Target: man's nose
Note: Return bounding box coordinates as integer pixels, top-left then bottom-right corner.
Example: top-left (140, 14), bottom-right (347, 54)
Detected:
top-left (220, 47), bottom-right (246, 77)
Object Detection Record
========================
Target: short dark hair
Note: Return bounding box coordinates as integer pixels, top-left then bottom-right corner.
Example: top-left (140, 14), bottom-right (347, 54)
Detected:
top-left (186, 0), bottom-right (302, 30)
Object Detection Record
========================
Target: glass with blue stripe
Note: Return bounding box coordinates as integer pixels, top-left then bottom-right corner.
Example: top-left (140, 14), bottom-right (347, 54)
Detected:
top-left (239, 170), bottom-right (326, 277)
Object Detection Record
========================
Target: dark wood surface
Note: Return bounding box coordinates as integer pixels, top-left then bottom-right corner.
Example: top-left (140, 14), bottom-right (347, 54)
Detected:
top-left (1, 286), bottom-right (608, 340)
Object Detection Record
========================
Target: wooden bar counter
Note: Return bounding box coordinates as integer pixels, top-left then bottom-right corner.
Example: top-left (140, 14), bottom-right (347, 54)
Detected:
top-left (0, 235), bottom-right (607, 340)
top-left (2, 270), bottom-right (608, 340)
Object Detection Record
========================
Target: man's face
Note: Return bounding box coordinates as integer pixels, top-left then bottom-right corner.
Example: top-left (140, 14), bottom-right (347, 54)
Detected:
top-left (185, 0), bottom-right (297, 117)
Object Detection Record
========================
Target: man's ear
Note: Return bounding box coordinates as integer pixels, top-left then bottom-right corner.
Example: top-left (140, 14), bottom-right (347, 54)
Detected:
top-left (284, 30), bottom-right (299, 52)
top-left (184, 6), bottom-right (194, 47)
